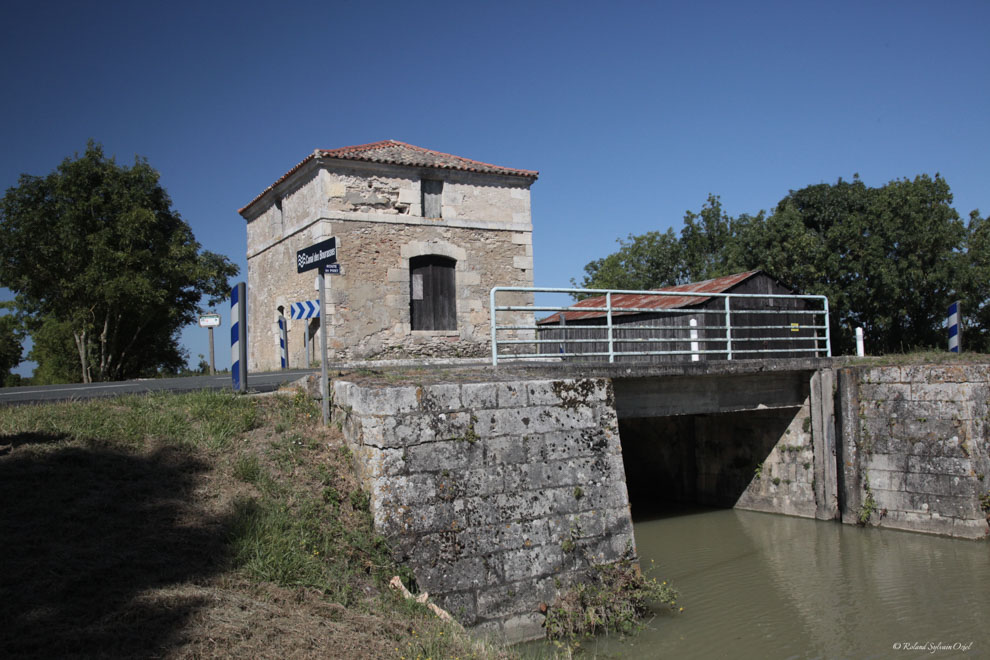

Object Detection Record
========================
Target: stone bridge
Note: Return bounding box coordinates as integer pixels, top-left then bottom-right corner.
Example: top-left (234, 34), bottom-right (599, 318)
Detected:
top-left (331, 358), bottom-right (990, 642)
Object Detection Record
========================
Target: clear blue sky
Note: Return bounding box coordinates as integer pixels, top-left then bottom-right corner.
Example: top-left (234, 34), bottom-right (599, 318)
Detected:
top-left (3, 0), bottom-right (988, 375)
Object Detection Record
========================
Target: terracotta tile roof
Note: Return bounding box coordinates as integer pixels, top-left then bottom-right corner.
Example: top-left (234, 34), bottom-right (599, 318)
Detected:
top-left (239, 140), bottom-right (538, 216)
top-left (539, 271), bottom-right (762, 324)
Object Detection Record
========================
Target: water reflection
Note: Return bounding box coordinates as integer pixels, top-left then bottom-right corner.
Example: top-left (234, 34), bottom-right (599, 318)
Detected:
top-left (527, 509), bottom-right (989, 659)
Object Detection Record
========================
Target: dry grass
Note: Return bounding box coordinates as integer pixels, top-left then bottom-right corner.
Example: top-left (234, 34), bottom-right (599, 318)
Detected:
top-left (0, 390), bottom-right (514, 659)
top-left (839, 350), bottom-right (990, 367)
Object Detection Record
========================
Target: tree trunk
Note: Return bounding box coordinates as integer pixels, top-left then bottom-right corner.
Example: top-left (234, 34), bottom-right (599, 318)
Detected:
top-left (117, 319), bottom-right (147, 380)
top-left (73, 330), bottom-right (90, 384)
top-left (99, 313), bottom-right (110, 381)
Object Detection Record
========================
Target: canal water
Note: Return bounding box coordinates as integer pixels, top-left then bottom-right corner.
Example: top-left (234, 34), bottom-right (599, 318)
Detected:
top-left (531, 508), bottom-right (990, 659)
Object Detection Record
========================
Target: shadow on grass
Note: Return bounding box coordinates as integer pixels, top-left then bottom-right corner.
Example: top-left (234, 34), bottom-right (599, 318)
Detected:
top-left (0, 432), bottom-right (73, 457)
top-left (0, 437), bottom-right (229, 658)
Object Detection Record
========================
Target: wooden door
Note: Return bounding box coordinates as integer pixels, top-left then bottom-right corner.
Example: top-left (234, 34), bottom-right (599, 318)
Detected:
top-left (410, 255), bottom-right (456, 330)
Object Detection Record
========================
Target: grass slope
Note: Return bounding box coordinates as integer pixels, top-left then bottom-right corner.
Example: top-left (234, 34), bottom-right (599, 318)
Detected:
top-left (0, 389), bottom-right (508, 659)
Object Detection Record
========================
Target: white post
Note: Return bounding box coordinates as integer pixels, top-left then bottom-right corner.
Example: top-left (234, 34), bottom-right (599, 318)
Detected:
top-left (855, 327), bottom-right (865, 357)
top-left (724, 297), bottom-right (732, 360)
top-left (690, 318), bottom-right (700, 362)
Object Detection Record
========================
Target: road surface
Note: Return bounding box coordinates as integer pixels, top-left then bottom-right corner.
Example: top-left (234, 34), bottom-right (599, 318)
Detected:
top-left (0, 369), bottom-right (317, 405)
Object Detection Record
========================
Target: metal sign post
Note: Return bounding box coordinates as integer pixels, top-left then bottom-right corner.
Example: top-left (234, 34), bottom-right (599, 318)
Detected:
top-left (199, 313), bottom-right (221, 375)
top-left (296, 237), bottom-right (337, 425)
top-left (318, 273), bottom-right (329, 425)
top-left (304, 323), bottom-right (310, 368)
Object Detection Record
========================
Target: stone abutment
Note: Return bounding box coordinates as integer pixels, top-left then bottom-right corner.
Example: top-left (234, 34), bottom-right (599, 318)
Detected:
top-left (331, 361), bottom-right (990, 642)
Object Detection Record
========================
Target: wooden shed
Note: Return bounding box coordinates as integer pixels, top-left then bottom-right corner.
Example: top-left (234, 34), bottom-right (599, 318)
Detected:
top-left (536, 271), bottom-right (823, 363)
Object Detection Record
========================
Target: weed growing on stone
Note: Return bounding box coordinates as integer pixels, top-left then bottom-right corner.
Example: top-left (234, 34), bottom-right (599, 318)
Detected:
top-left (979, 491), bottom-right (990, 515)
top-left (858, 475), bottom-right (879, 525)
top-left (457, 414), bottom-right (480, 443)
top-left (544, 554), bottom-right (679, 643)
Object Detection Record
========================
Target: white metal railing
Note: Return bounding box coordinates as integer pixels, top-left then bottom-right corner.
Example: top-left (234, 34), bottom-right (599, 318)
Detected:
top-left (489, 286), bottom-right (831, 366)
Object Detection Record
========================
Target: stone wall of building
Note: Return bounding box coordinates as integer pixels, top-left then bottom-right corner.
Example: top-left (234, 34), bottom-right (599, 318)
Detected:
top-left (246, 218), bottom-right (533, 370)
top-left (838, 365), bottom-right (990, 539)
top-left (243, 158), bottom-right (536, 371)
top-left (317, 164), bottom-right (533, 224)
top-left (332, 376), bottom-right (635, 643)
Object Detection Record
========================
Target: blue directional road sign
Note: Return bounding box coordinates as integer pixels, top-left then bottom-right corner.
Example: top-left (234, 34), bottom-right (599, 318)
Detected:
top-left (290, 300), bottom-right (320, 319)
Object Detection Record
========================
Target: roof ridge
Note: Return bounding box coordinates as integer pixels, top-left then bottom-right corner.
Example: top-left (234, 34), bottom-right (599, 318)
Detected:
top-left (319, 139), bottom-right (539, 177)
top-left (653, 270), bottom-right (759, 292)
top-left (318, 139), bottom-right (401, 155)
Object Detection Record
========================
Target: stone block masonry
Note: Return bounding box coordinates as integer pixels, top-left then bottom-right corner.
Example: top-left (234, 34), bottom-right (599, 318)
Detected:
top-left (333, 376), bottom-right (634, 643)
top-left (837, 365), bottom-right (990, 539)
top-left (240, 146), bottom-right (538, 373)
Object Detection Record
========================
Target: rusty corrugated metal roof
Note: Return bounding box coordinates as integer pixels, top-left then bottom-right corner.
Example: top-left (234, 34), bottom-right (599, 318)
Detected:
top-left (539, 271), bottom-right (761, 324)
top-left (239, 140), bottom-right (538, 216)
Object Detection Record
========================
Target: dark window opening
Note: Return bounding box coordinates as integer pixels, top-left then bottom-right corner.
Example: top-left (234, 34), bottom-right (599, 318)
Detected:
top-left (422, 179), bottom-right (443, 218)
top-left (410, 255), bottom-right (456, 331)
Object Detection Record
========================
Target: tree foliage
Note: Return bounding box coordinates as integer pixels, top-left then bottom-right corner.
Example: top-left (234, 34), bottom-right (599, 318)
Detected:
top-left (0, 302), bottom-right (24, 386)
top-left (577, 175), bottom-right (985, 355)
top-left (0, 141), bottom-right (238, 383)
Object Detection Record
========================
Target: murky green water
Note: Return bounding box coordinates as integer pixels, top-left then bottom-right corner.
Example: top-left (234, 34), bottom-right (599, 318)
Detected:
top-left (530, 508), bottom-right (990, 659)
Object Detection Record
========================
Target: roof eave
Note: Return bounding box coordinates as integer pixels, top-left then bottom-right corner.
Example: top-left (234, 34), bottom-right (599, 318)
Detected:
top-left (238, 150), bottom-right (321, 219)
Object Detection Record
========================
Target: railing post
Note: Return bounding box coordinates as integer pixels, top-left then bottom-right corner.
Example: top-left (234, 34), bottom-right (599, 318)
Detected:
top-left (490, 287), bottom-right (499, 366)
top-left (823, 297), bottom-right (832, 357)
top-left (606, 291), bottom-right (614, 363)
top-left (725, 296), bottom-right (732, 360)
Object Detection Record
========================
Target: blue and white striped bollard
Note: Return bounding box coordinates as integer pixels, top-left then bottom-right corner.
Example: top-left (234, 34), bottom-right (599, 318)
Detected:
top-left (277, 315), bottom-right (287, 369)
top-left (231, 282), bottom-right (247, 392)
top-left (947, 301), bottom-right (961, 353)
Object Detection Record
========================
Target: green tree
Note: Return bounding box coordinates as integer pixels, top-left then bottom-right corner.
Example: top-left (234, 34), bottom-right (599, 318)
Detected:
top-left (0, 141), bottom-right (238, 383)
top-left (679, 194), bottom-right (746, 282)
top-left (0, 302), bottom-right (24, 386)
top-left (572, 228), bottom-right (683, 293)
top-left (577, 174), bottom-right (979, 355)
top-left (958, 209), bottom-right (990, 352)
top-left (574, 195), bottom-right (747, 294)
top-left (747, 174), bottom-right (966, 354)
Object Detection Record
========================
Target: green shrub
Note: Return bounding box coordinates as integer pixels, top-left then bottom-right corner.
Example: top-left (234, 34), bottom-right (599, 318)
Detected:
top-left (545, 555), bottom-right (679, 641)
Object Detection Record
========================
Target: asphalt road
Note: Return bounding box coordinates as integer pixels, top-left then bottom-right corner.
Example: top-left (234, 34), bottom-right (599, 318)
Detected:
top-left (0, 369), bottom-right (317, 405)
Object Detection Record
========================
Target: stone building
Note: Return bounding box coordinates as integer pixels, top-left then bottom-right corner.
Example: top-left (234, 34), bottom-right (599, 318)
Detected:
top-left (238, 140), bottom-right (538, 371)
